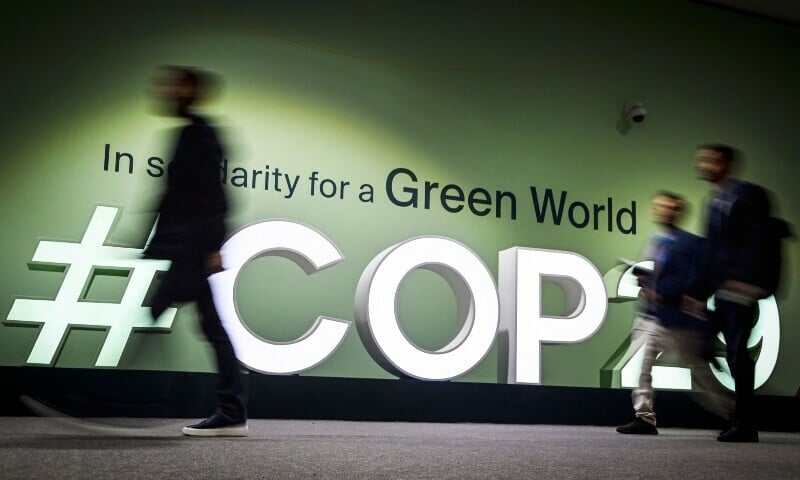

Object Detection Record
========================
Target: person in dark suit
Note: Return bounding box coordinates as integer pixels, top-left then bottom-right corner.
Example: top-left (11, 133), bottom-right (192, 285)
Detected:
top-left (146, 66), bottom-right (247, 437)
top-left (617, 192), bottom-right (733, 435)
top-left (685, 144), bottom-right (770, 443)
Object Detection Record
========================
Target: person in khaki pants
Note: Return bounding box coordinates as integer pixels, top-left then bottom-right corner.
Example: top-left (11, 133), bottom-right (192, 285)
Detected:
top-left (616, 192), bottom-right (733, 435)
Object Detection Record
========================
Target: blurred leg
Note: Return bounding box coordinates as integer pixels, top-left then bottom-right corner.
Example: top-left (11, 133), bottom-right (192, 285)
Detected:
top-left (196, 277), bottom-right (247, 421)
top-left (632, 317), bottom-right (663, 426)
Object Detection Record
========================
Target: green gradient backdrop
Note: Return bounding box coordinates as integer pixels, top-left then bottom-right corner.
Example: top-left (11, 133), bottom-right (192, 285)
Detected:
top-left (1, 0), bottom-right (798, 395)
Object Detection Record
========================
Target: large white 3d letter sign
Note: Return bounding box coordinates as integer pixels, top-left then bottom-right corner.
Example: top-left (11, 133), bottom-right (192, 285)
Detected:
top-left (209, 220), bottom-right (350, 374)
top-left (355, 237), bottom-right (499, 380)
top-left (499, 247), bottom-right (607, 384)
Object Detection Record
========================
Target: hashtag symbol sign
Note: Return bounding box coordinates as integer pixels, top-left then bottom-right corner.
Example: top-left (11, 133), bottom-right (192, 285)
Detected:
top-left (5, 206), bottom-right (177, 367)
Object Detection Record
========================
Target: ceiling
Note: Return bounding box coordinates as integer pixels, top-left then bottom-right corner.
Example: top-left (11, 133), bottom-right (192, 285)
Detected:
top-left (702, 0), bottom-right (800, 25)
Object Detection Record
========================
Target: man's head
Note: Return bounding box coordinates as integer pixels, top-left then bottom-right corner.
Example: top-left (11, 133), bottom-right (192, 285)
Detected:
top-left (150, 66), bottom-right (218, 117)
top-left (651, 191), bottom-right (684, 229)
top-left (695, 144), bottom-right (737, 183)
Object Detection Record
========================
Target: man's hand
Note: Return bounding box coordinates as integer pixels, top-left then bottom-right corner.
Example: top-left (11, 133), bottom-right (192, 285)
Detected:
top-left (642, 287), bottom-right (662, 305)
top-left (721, 280), bottom-right (768, 301)
top-left (681, 295), bottom-right (707, 320)
top-left (205, 251), bottom-right (224, 275)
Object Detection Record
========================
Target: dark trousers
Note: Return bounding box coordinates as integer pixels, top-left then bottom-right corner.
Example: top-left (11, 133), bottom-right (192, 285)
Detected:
top-left (152, 259), bottom-right (247, 421)
top-left (714, 299), bottom-right (757, 425)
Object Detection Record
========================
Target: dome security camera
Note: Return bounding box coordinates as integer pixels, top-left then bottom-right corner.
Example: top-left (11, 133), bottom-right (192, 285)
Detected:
top-left (624, 102), bottom-right (647, 123)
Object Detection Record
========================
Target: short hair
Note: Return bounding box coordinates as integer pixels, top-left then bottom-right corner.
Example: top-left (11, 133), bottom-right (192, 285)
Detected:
top-left (697, 143), bottom-right (738, 164)
top-left (161, 65), bottom-right (220, 103)
top-left (653, 190), bottom-right (685, 212)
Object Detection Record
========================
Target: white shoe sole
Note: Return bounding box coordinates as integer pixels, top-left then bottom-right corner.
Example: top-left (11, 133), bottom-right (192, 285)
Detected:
top-left (182, 424), bottom-right (249, 437)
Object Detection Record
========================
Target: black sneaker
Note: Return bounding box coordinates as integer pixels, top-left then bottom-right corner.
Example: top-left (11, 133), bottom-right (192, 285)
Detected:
top-left (616, 417), bottom-right (658, 435)
top-left (182, 411), bottom-right (248, 437)
top-left (717, 422), bottom-right (758, 443)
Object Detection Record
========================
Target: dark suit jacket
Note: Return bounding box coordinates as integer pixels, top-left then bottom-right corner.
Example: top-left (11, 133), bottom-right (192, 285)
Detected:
top-left (691, 180), bottom-right (770, 299)
top-left (145, 114), bottom-right (227, 262)
top-left (649, 228), bottom-right (705, 329)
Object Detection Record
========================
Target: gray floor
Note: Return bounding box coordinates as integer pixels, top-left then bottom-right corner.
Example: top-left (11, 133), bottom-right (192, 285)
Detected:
top-left (0, 418), bottom-right (798, 479)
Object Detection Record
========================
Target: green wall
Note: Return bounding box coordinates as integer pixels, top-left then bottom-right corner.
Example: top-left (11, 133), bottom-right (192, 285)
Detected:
top-left (1, 0), bottom-right (798, 395)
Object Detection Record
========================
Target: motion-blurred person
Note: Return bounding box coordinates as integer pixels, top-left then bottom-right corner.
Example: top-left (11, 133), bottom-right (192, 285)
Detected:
top-left (685, 145), bottom-right (773, 443)
top-left (616, 192), bottom-right (733, 435)
top-left (146, 66), bottom-right (247, 437)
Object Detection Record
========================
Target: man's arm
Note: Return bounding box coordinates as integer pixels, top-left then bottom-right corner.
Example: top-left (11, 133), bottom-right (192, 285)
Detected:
top-left (191, 124), bottom-right (228, 251)
top-left (722, 183), bottom-right (770, 299)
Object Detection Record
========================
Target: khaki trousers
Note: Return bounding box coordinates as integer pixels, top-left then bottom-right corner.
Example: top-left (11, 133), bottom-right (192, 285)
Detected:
top-left (631, 316), bottom-right (734, 426)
